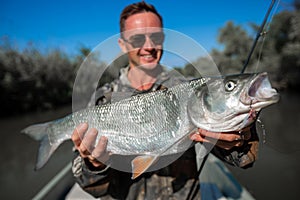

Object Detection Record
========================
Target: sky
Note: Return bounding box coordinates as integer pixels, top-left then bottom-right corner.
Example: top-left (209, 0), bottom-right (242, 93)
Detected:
top-left (0, 0), bottom-right (295, 61)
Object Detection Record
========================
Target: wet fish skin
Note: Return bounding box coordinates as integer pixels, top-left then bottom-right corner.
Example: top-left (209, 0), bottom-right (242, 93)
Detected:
top-left (188, 72), bottom-right (279, 132)
top-left (22, 72), bottom-right (279, 178)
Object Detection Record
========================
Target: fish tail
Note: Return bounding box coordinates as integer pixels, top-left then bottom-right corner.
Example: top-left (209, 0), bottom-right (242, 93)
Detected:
top-left (21, 122), bottom-right (61, 170)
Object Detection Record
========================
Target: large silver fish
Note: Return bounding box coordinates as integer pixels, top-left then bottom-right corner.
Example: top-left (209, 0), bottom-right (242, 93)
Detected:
top-left (22, 72), bottom-right (279, 179)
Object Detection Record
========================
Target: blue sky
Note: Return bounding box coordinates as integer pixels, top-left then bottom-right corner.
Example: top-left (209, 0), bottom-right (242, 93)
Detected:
top-left (0, 0), bottom-right (294, 57)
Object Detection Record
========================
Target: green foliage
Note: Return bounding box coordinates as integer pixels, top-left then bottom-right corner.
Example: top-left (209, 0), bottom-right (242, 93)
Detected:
top-left (0, 39), bottom-right (124, 116)
top-left (1, 2), bottom-right (299, 117)
top-left (180, 2), bottom-right (300, 91)
top-left (211, 21), bottom-right (253, 74)
top-left (256, 6), bottom-right (300, 90)
top-left (179, 56), bottom-right (218, 78)
top-left (0, 40), bottom-right (78, 116)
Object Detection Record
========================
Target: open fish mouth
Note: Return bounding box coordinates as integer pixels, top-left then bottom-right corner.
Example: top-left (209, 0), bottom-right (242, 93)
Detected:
top-left (247, 72), bottom-right (279, 104)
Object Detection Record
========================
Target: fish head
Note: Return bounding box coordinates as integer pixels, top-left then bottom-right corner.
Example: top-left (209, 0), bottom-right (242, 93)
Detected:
top-left (188, 72), bottom-right (279, 132)
top-left (240, 72), bottom-right (279, 108)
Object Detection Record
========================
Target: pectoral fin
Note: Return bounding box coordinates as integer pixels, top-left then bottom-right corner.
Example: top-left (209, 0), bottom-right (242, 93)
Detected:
top-left (131, 155), bottom-right (158, 179)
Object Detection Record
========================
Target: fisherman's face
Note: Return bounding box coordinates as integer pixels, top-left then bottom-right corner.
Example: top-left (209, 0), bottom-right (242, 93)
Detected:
top-left (119, 12), bottom-right (164, 71)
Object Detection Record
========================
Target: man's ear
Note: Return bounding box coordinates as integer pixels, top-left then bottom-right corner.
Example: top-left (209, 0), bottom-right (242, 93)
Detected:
top-left (118, 38), bottom-right (127, 53)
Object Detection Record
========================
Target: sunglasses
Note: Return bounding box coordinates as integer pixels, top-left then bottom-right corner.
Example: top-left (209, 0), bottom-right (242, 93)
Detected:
top-left (122, 32), bottom-right (165, 48)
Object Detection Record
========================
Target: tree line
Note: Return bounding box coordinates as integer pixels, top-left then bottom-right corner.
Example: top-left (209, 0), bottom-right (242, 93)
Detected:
top-left (181, 1), bottom-right (300, 90)
top-left (0, 1), bottom-right (299, 117)
top-left (0, 42), bottom-right (116, 117)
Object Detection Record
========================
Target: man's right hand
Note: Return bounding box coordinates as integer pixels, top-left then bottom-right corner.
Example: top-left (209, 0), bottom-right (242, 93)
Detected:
top-left (71, 123), bottom-right (110, 169)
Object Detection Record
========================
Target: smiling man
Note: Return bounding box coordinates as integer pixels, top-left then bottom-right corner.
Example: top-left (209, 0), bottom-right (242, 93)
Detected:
top-left (70, 1), bottom-right (257, 199)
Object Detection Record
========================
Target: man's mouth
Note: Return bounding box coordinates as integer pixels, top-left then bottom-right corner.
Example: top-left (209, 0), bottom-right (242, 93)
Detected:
top-left (141, 54), bottom-right (156, 61)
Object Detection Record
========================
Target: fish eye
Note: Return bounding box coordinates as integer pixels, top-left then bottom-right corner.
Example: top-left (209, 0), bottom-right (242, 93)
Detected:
top-left (225, 80), bottom-right (236, 91)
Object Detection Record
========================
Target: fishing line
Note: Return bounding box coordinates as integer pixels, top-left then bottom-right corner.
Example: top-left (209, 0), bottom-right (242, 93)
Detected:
top-left (256, 117), bottom-right (267, 144)
top-left (186, 1), bottom-right (280, 200)
top-left (254, 0), bottom-right (281, 73)
top-left (241, 0), bottom-right (278, 74)
top-left (186, 154), bottom-right (209, 200)
top-left (254, 33), bottom-right (266, 73)
top-left (252, 0), bottom-right (281, 150)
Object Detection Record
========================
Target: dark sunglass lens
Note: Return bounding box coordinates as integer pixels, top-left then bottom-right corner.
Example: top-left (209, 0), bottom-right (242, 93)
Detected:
top-left (150, 32), bottom-right (164, 45)
top-left (126, 32), bottom-right (164, 48)
top-left (129, 34), bottom-right (146, 48)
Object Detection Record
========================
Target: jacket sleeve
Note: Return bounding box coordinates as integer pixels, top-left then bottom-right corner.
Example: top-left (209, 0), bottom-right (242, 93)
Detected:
top-left (211, 124), bottom-right (259, 168)
top-left (72, 151), bottom-right (133, 198)
top-left (72, 152), bottom-right (111, 197)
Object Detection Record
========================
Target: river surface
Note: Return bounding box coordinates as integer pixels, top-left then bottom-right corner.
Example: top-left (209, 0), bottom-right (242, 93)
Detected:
top-left (0, 106), bottom-right (74, 199)
top-left (228, 91), bottom-right (300, 199)
top-left (0, 91), bottom-right (299, 199)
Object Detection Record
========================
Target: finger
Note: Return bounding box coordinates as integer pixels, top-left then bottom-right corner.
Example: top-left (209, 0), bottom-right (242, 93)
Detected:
top-left (87, 155), bottom-right (106, 168)
top-left (79, 128), bottom-right (98, 156)
top-left (190, 131), bottom-right (244, 150)
top-left (198, 128), bottom-right (242, 142)
top-left (92, 136), bottom-right (110, 163)
top-left (93, 136), bottom-right (108, 157)
top-left (71, 123), bottom-right (88, 148)
top-left (215, 139), bottom-right (244, 150)
top-left (190, 132), bottom-right (215, 143)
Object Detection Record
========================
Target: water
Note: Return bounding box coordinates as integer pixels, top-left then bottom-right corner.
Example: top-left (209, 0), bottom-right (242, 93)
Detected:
top-left (228, 91), bottom-right (300, 199)
top-left (0, 91), bottom-right (299, 199)
top-left (0, 106), bottom-right (74, 199)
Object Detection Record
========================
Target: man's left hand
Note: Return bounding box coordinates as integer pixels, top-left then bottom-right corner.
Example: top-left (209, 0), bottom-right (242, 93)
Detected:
top-left (190, 127), bottom-right (252, 150)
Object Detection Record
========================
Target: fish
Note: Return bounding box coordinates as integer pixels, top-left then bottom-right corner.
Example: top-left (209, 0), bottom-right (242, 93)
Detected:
top-left (22, 72), bottom-right (279, 179)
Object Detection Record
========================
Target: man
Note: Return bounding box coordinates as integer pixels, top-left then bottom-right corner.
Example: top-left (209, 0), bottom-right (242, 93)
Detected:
top-left (71, 2), bottom-right (257, 199)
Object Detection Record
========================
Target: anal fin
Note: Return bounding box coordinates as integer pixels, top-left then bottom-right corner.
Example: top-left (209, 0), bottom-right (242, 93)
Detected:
top-left (131, 155), bottom-right (157, 179)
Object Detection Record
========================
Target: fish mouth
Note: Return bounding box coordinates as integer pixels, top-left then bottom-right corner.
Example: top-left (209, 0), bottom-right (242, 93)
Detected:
top-left (246, 72), bottom-right (279, 105)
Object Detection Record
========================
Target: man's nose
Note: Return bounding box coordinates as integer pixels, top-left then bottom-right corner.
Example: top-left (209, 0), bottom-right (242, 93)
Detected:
top-left (142, 35), bottom-right (155, 49)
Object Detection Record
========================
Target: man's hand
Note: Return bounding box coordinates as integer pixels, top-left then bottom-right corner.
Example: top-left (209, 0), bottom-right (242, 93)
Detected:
top-left (190, 127), bottom-right (252, 150)
top-left (71, 123), bottom-right (110, 169)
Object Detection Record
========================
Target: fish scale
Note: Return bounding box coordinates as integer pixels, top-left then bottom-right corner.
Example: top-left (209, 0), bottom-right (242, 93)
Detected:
top-left (97, 89), bottom-right (183, 154)
top-left (22, 72), bottom-right (279, 178)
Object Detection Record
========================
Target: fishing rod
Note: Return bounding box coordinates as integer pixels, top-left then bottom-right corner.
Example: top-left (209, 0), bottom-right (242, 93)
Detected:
top-left (186, 153), bottom-right (209, 200)
top-left (241, 0), bottom-right (277, 74)
top-left (187, 1), bottom-right (278, 199)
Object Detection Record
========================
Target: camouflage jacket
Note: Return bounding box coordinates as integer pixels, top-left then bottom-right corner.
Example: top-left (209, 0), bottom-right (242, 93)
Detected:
top-left (72, 66), bottom-right (259, 199)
